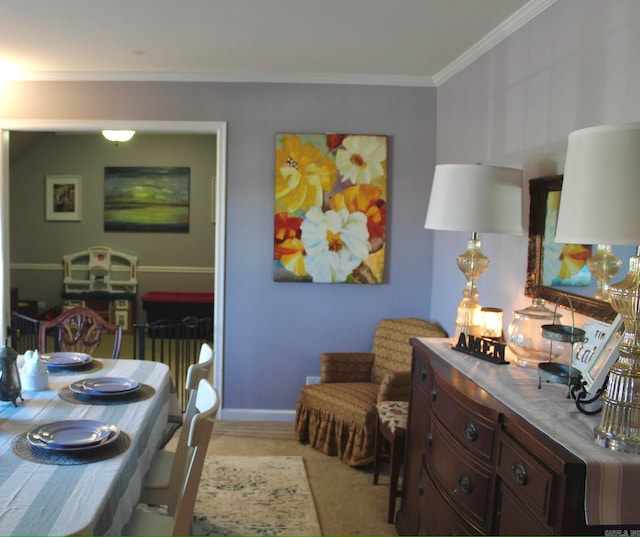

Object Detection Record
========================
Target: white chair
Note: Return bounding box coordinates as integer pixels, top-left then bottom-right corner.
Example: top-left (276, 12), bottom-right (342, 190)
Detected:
top-left (124, 378), bottom-right (219, 536)
top-left (139, 342), bottom-right (214, 514)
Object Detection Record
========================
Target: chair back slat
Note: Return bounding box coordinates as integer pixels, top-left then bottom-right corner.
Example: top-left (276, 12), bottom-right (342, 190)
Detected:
top-left (38, 306), bottom-right (123, 359)
top-left (173, 379), bottom-right (219, 536)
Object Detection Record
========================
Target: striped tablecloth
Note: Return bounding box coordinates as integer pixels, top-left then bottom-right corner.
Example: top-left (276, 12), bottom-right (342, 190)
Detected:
top-left (0, 358), bottom-right (171, 536)
top-left (421, 338), bottom-right (640, 527)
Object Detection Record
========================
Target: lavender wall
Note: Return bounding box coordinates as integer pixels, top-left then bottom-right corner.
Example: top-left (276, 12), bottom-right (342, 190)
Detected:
top-left (0, 81), bottom-right (438, 417)
top-left (431, 0), bottom-right (640, 335)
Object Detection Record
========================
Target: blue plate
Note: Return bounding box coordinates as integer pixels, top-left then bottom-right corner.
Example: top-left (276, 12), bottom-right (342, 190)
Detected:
top-left (27, 419), bottom-right (119, 451)
top-left (70, 377), bottom-right (140, 397)
top-left (42, 352), bottom-right (93, 368)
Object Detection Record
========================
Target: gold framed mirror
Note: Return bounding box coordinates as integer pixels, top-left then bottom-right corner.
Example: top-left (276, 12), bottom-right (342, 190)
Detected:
top-left (525, 175), bottom-right (617, 323)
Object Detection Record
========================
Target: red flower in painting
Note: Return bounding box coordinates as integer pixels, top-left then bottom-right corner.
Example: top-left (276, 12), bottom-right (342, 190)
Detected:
top-left (274, 212), bottom-right (307, 275)
top-left (326, 134), bottom-right (346, 152)
top-left (274, 212), bottom-right (303, 242)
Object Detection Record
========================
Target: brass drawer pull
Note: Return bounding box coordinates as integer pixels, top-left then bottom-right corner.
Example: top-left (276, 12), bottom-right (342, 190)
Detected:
top-left (420, 365), bottom-right (427, 381)
top-left (458, 474), bottom-right (473, 495)
top-left (431, 386), bottom-right (437, 401)
top-left (512, 460), bottom-right (528, 486)
top-left (463, 422), bottom-right (478, 442)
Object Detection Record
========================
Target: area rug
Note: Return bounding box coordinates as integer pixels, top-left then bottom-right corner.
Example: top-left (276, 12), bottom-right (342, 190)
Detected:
top-left (193, 455), bottom-right (321, 536)
top-left (139, 455), bottom-right (322, 536)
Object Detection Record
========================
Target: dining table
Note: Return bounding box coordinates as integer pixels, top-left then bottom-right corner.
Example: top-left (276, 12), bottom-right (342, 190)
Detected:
top-left (0, 355), bottom-right (172, 536)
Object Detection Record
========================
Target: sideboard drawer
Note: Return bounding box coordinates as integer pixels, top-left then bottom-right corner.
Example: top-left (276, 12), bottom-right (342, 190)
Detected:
top-left (431, 370), bottom-right (496, 462)
top-left (427, 415), bottom-right (492, 528)
top-left (497, 432), bottom-right (558, 525)
top-left (419, 467), bottom-right (478, 536)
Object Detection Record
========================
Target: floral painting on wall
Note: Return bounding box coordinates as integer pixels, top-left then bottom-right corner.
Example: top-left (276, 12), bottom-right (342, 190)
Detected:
top-left (274, 133), bottom-right (387, 283)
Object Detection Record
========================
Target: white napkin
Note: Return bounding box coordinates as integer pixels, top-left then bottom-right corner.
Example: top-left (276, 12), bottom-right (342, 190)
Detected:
top-left (20, 350), bottom-right (49, 391)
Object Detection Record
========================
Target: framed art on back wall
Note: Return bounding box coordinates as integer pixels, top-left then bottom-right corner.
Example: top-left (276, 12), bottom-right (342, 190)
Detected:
top-left (45, 175), bottom-right (81, 222)
top-left (104, 166), bottom-right (190, 232)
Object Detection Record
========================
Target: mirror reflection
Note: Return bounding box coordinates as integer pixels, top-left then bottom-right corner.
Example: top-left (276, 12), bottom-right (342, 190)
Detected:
top-left (525, 175), bottom-right (628, 323)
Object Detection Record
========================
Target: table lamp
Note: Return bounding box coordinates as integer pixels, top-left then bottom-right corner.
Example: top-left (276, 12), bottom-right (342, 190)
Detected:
top-left (425, 164), bottom-right (523, 339)
top-left (555, 122), bottom-right (640, 453)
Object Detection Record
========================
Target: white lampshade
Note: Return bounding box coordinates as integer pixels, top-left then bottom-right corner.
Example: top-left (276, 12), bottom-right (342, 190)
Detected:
top-left (425, 164), bottom-right (523, 234)
top-left (555, 123), bottom-right (640, 245)
top-left (102, 130), bottom-right (136, 143)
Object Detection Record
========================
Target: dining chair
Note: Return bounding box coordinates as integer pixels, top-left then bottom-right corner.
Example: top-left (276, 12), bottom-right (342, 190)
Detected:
top-left (139, 342), bottom-right (214, 514)
top-left (373, 400), bottom-right (408, 523)
top-left (124, 378), bottom-right (219, 536)
top-left (38, 306), bottom-right (123, 359)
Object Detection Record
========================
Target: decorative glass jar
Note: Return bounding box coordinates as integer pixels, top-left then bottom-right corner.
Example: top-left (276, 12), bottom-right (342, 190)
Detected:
top-left (506, 298), bottom-right (565, 367)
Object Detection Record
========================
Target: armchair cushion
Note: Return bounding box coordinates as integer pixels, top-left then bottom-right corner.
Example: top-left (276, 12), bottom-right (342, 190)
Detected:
top-left (295, 317), bottom-right (447, 466)
top-left (379, 370), bottom-right (412, 402)
top-left (295, 382), bottom-right (380, 466)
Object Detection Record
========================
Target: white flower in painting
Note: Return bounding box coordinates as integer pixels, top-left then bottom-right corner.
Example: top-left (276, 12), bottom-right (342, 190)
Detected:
top-left (336, 135), bottom-right (386, 185)
top-left (301, 207), bottom-right (370, 282)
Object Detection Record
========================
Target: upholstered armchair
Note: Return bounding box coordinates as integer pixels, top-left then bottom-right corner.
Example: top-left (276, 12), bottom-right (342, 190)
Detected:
top-left (295, 317), bottom-right (447, 466)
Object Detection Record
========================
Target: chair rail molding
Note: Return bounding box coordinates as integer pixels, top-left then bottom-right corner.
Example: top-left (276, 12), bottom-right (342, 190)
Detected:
top-left (10, 262), bottom-right (214, 274)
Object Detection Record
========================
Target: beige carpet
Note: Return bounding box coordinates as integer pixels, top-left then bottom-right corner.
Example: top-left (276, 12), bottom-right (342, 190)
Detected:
top-left (192, 456), bottom-right (322, 536)
top-left (204, 421), bottom-right (395, 536)
top-left (158, 420), bottom-right (394, 535)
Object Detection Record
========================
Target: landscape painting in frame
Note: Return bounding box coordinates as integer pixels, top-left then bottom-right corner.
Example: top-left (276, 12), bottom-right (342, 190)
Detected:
top-left (274, 133), bottom-right (387, 283)
top-left (104, 167), bottom-right (190, 232)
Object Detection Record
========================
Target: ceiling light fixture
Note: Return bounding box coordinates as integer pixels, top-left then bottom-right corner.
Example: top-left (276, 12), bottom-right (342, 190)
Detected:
top-left (102, 130), bottom-right (136, 143)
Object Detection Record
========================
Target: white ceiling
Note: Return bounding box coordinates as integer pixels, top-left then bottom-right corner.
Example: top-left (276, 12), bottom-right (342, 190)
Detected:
top-left (0, 0), bottom-right (553, 87)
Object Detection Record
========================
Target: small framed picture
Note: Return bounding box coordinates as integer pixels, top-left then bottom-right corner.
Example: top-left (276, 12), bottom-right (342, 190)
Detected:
top-left (45, 175), bottom-right (82, 221)
top-left (581, 314), bottom-right (624, 395)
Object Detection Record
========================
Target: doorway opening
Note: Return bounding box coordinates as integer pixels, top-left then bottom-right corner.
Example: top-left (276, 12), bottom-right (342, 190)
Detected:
top-left (0, 119), bottom-right (227, 405)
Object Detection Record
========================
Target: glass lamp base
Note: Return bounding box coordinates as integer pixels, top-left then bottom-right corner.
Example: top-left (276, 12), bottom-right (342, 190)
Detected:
top-left (594, 254), bottom-right (640, 453)
top-left (594, 431), bottom-right (640, 454)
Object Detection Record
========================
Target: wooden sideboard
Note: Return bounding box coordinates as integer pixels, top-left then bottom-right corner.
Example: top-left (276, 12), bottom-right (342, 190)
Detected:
top-left (396, 337), bottom-right (640, 536)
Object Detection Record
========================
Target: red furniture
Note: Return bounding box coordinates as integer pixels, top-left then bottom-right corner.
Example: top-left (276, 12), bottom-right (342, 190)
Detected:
top-left (142, 292), bottom-right (214, 323)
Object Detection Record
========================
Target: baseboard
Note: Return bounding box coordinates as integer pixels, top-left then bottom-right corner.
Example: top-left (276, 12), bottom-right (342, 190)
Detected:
top-left (219, 408), bottom-right (296, 422)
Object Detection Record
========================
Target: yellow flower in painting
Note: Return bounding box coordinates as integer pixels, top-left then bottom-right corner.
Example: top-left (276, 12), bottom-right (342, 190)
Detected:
top-left (275, 134), bottom-right (337, 213)
top-left (330, 184), bottom-right (386, 242)
top-left (557, 243), bottom-right (591, 280)
top-left (336, 135), bottom-right (386, 185)
top-left (301, 207), bottom-right (370, 283)
top-left (275, 238), bottom-right (308, 276)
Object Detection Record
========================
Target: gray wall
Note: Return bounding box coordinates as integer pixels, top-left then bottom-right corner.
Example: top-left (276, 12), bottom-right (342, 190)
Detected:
top-left (9, 133), bottom-right (216, 323)
top-left (6, 0), bottom-right (632, 416)
top-left (0, 82), bottom-right (438, 416)
top-left (431, 0), bottom-right (640, 334)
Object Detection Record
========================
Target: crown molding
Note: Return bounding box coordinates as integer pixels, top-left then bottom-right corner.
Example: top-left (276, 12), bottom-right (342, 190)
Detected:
top-left (433, 0), bottom-right (557, 86)
top-left (14, 70), bottom-right (437, 88)
top-left (6, 0), bottom-right (554, 89)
